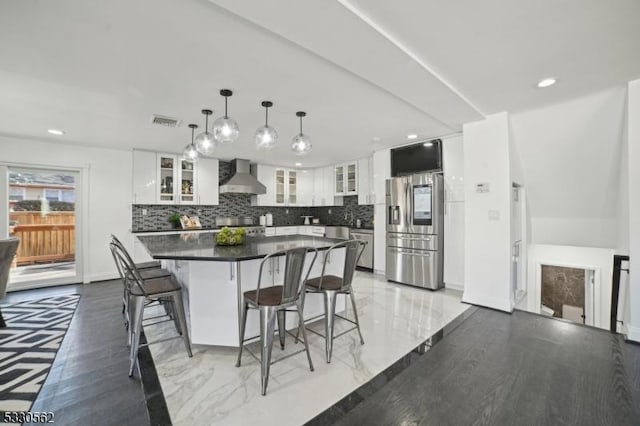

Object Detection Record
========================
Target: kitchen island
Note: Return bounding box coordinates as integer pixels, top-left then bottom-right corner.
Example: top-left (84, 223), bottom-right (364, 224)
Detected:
top-left (137, 233), bottom-right (347, 347)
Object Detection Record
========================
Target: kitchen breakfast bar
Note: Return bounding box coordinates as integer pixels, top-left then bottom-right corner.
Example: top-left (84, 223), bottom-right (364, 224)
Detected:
top-left (136, 233), bottom-right (347, 347)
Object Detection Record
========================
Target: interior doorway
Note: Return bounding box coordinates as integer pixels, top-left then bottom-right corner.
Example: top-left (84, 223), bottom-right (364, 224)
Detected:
top-left (2, 165), bottom-right (81, 290)
top-left (540, 264), bottom-right (595, 325)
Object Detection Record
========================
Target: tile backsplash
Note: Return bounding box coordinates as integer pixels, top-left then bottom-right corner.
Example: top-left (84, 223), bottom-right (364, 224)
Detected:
top-left (131, 161), bottom-right (374, 232)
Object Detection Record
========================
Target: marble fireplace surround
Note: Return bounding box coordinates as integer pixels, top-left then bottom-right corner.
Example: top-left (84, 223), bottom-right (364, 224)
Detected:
top-left (141, 272), bottom-right (470, 425)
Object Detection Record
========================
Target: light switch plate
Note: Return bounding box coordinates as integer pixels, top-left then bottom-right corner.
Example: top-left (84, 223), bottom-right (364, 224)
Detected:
top-left (488, 210), bottom-right (500, 220)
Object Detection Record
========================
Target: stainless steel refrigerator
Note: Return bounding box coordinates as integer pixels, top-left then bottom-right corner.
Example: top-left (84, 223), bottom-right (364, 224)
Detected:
top-left (385, 173), bottom-right (444, 290)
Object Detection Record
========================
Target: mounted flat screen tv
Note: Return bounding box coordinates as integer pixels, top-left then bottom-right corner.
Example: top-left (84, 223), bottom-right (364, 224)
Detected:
top-left (391, 139), bottom-right (442, 177)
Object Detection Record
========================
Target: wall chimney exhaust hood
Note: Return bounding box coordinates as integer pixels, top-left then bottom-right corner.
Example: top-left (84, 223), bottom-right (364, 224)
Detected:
top-left (219, 159), bottom-right (266, 195)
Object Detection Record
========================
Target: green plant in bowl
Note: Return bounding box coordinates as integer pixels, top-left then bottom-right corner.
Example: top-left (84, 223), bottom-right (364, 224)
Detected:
top-left (216, 227), bottom-right (246, 246)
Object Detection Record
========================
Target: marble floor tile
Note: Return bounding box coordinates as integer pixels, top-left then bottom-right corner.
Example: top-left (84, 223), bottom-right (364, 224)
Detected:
top-left (143, 272), bottom-right (469, 425)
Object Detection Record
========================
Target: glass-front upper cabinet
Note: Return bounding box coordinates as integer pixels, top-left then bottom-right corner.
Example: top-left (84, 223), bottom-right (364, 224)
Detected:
top-left (275, 169), bottom-right (286, 205)
top-left (179, 159), bottom-right (196, 204)
top-left (335, 165), bottom-right (345, 196)
top-left (346, 162), bottom-right (357, 194)
top-left (288, 171), bottom-right (297, 205)
top-left (158, 155), bottom-right (176, 204)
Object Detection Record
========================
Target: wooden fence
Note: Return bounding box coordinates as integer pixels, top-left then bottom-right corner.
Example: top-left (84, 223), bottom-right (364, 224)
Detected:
top-left (9, 212), bottom-right (75, 266)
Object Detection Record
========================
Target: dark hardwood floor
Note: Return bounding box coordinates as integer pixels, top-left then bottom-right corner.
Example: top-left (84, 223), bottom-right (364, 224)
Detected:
top-left (6, 281), bottom-right (151, 426)
top-left (332, 308), bottom-right (640, 426)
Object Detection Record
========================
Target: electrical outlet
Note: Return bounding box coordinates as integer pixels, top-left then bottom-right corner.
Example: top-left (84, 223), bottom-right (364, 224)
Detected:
top-left (488, 210), bottom-right (500, 221)
top-left (142, 209), bottom-right (148, 216)
top-left (285, 209), bottom-right (289, 214)
top-left (328, 209), bottom-right (332, 214)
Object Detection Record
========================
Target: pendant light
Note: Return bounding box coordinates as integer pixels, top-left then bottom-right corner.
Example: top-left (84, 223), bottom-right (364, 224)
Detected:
top-left (291, 111), bottom-right (311, 155)
top-left (212, 89), bottom-right (239, 144)
top-left (183, 124), bottom-right (199, 161)
top-left (195, 109), bottom-right (216, 155)
top-left (255, 101), bottom-right (278, 149)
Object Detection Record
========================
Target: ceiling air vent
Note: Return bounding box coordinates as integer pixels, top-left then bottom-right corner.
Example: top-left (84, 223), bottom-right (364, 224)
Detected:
top-left (151, 114), bottom-right (181, 128)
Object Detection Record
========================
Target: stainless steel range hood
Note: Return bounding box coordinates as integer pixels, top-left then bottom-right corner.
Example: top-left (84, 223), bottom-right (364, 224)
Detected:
top-left (219, 159), bottom-right (266, 195)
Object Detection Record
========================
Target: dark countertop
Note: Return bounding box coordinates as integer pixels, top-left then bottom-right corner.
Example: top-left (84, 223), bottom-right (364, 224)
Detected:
top-left (133, 225), bottom-right (375, 234)
top-left (136, 233), bottom-right (345, 261)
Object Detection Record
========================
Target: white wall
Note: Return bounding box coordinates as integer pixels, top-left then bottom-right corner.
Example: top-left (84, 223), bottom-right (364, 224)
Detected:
top-left (510, 86), bottom-right (627, 248)
top-left (462, 112), bottom-right (513, 311)
top-left (626, 79), bottom-right (640, 342)
top-left (0, 136), bottom-right (132, 282)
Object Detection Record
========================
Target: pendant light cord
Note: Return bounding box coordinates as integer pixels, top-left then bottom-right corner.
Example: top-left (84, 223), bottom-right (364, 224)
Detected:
top-left (224, 96), bottom-right (228, 119)
top-left (205, 113), bottom-right (209, 131)
top-left (191, 127), bottom-right (195, 145)
top-left (265, 106), bottom-right (269, 126)
top-left (299, 116), bottom-right (303, 135)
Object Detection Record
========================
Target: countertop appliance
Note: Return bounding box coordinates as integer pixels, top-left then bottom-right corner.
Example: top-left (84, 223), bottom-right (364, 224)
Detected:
top-left (301, 215), bottom-right (313, 225)
top-left (351, 228), bottom-right (373, 270)
top-left (385, 173), bottom-right (444, 290)
top-left (265, 213), bottom-right (273, 226)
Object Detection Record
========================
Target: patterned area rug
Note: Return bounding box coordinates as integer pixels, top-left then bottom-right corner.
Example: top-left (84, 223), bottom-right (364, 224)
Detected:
top-left (0, 295), bottom-right (80, 413)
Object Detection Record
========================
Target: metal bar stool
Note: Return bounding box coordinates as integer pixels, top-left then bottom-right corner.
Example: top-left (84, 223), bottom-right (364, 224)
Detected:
top-left (0, 238), bottom-right (20, 328)
top-left (298, 239), bottom-right (366, 363)
top-left (109, 235), bottom-right (173, 329)
top-left (111, 242), bottom-right (192, 377)
top-left (236, 246), bottom-right (318, 395)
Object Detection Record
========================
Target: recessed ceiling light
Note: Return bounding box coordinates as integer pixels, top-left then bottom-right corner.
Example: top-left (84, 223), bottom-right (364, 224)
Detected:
top-left (47, 129), bottom-right (65, 135)
top-left (536, 78), bottom-right (557, 88)
top-left (407, 134), bottom-right (418, 140)
top-left (423, 142), bottom-right (433, 147)
top-left (372, 136), bottom-right (381, 142)
top-left (295, 162), bottom-right (302, 167)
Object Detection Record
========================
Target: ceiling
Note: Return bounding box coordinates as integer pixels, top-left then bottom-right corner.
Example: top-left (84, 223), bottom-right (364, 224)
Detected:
top-left (0, 0), bottom-right (638, 168)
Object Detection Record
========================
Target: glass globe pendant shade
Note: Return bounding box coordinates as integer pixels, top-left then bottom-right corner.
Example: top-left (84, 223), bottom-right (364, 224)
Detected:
top-left (195, 131), bottom-right (216, 155)
top-left (183, 143), bottom-right (199, 161)
top-left (255, 125), bottom-right (278, 149)
top-left (212, 116), bottom-right (240, 144)
top-left (291, 133), bottom-right (312, 156)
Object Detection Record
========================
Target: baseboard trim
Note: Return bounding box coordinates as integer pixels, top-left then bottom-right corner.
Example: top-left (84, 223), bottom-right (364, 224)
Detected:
top-left (625, 324), bottom-right (640, 343)
top-left (445, 282), bottom-right (464, 292)
top-left (85, 272), bottom-right (119, 283)
top-left (462, 292), bottom-right (512, 313)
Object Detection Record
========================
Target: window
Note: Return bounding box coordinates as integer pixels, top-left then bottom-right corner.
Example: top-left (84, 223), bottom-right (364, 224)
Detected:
top-left (44, 189), bottom-right (60, 201)
top-left (9, 187), bottom-right (25, 201)
top-left (61, 190), bottom-right (75, 203)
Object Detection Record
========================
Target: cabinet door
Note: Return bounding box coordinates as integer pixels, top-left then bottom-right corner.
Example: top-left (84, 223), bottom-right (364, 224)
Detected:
top-left (157, 154), bottom-right (177, 204)
top-left (297, 170), bottom-right (313, 206)
top-left (334, 165), bottom-right (345, 196)
top-left (197, 158), bottom-right (219, 205)
top-left (288, 170), bottom-right (297, 205)
top-left (275, 168), bottom-right (286, 205)
top-left (372, 149), bottom-right (390, 205)
top-left (254, 164), bottom-right (274, 206)
top-left (346, 162), bottom-right (358, 195)
top-left (442, 135), bottom-right (465, 202)
top-left (178, 158), bottom-right (196, 204)
top-left (132, 150), bottom-right (156, 204)
top-left (357, 158), bottom-right (370, 204)
top-left (313, 168), bottom-right (324, 206)
top-left (444, 201), bottom-right (465, 288)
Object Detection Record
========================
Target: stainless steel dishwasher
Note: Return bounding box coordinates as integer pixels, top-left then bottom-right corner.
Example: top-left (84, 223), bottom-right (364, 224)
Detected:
top-left (350, 229), bottom-right (374, 270)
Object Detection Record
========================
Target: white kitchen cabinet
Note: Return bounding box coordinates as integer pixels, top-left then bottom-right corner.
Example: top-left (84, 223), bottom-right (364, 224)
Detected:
top-left (334, 162), bottom-right (357, 196)
top-left (274, 168), bottom-right (299, 206)
top-left (134, 150), bottom-right (218, 205)
top-left (444, 201), bottom-right (465, 289)
top-left (312, 168), bottom-right (325, 206)
top-left (442, 134), bottom-right (465, 202)
top-left (155, 153), bottom-right (197, 205)
top-left (372, 149), bottom-right (390, 205)
top-left (297, 170), bottom-right (313, 206)
top-left (132, 150), bottom-right (156, 204)
top-left (196, 158), bottom-right (219, 205)
top-left (275, 226), bottom-right (298, 236)
top-left (357, 157), bottom-right (375, 205)
top-left (252, 164), bottom-right (275, 206)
